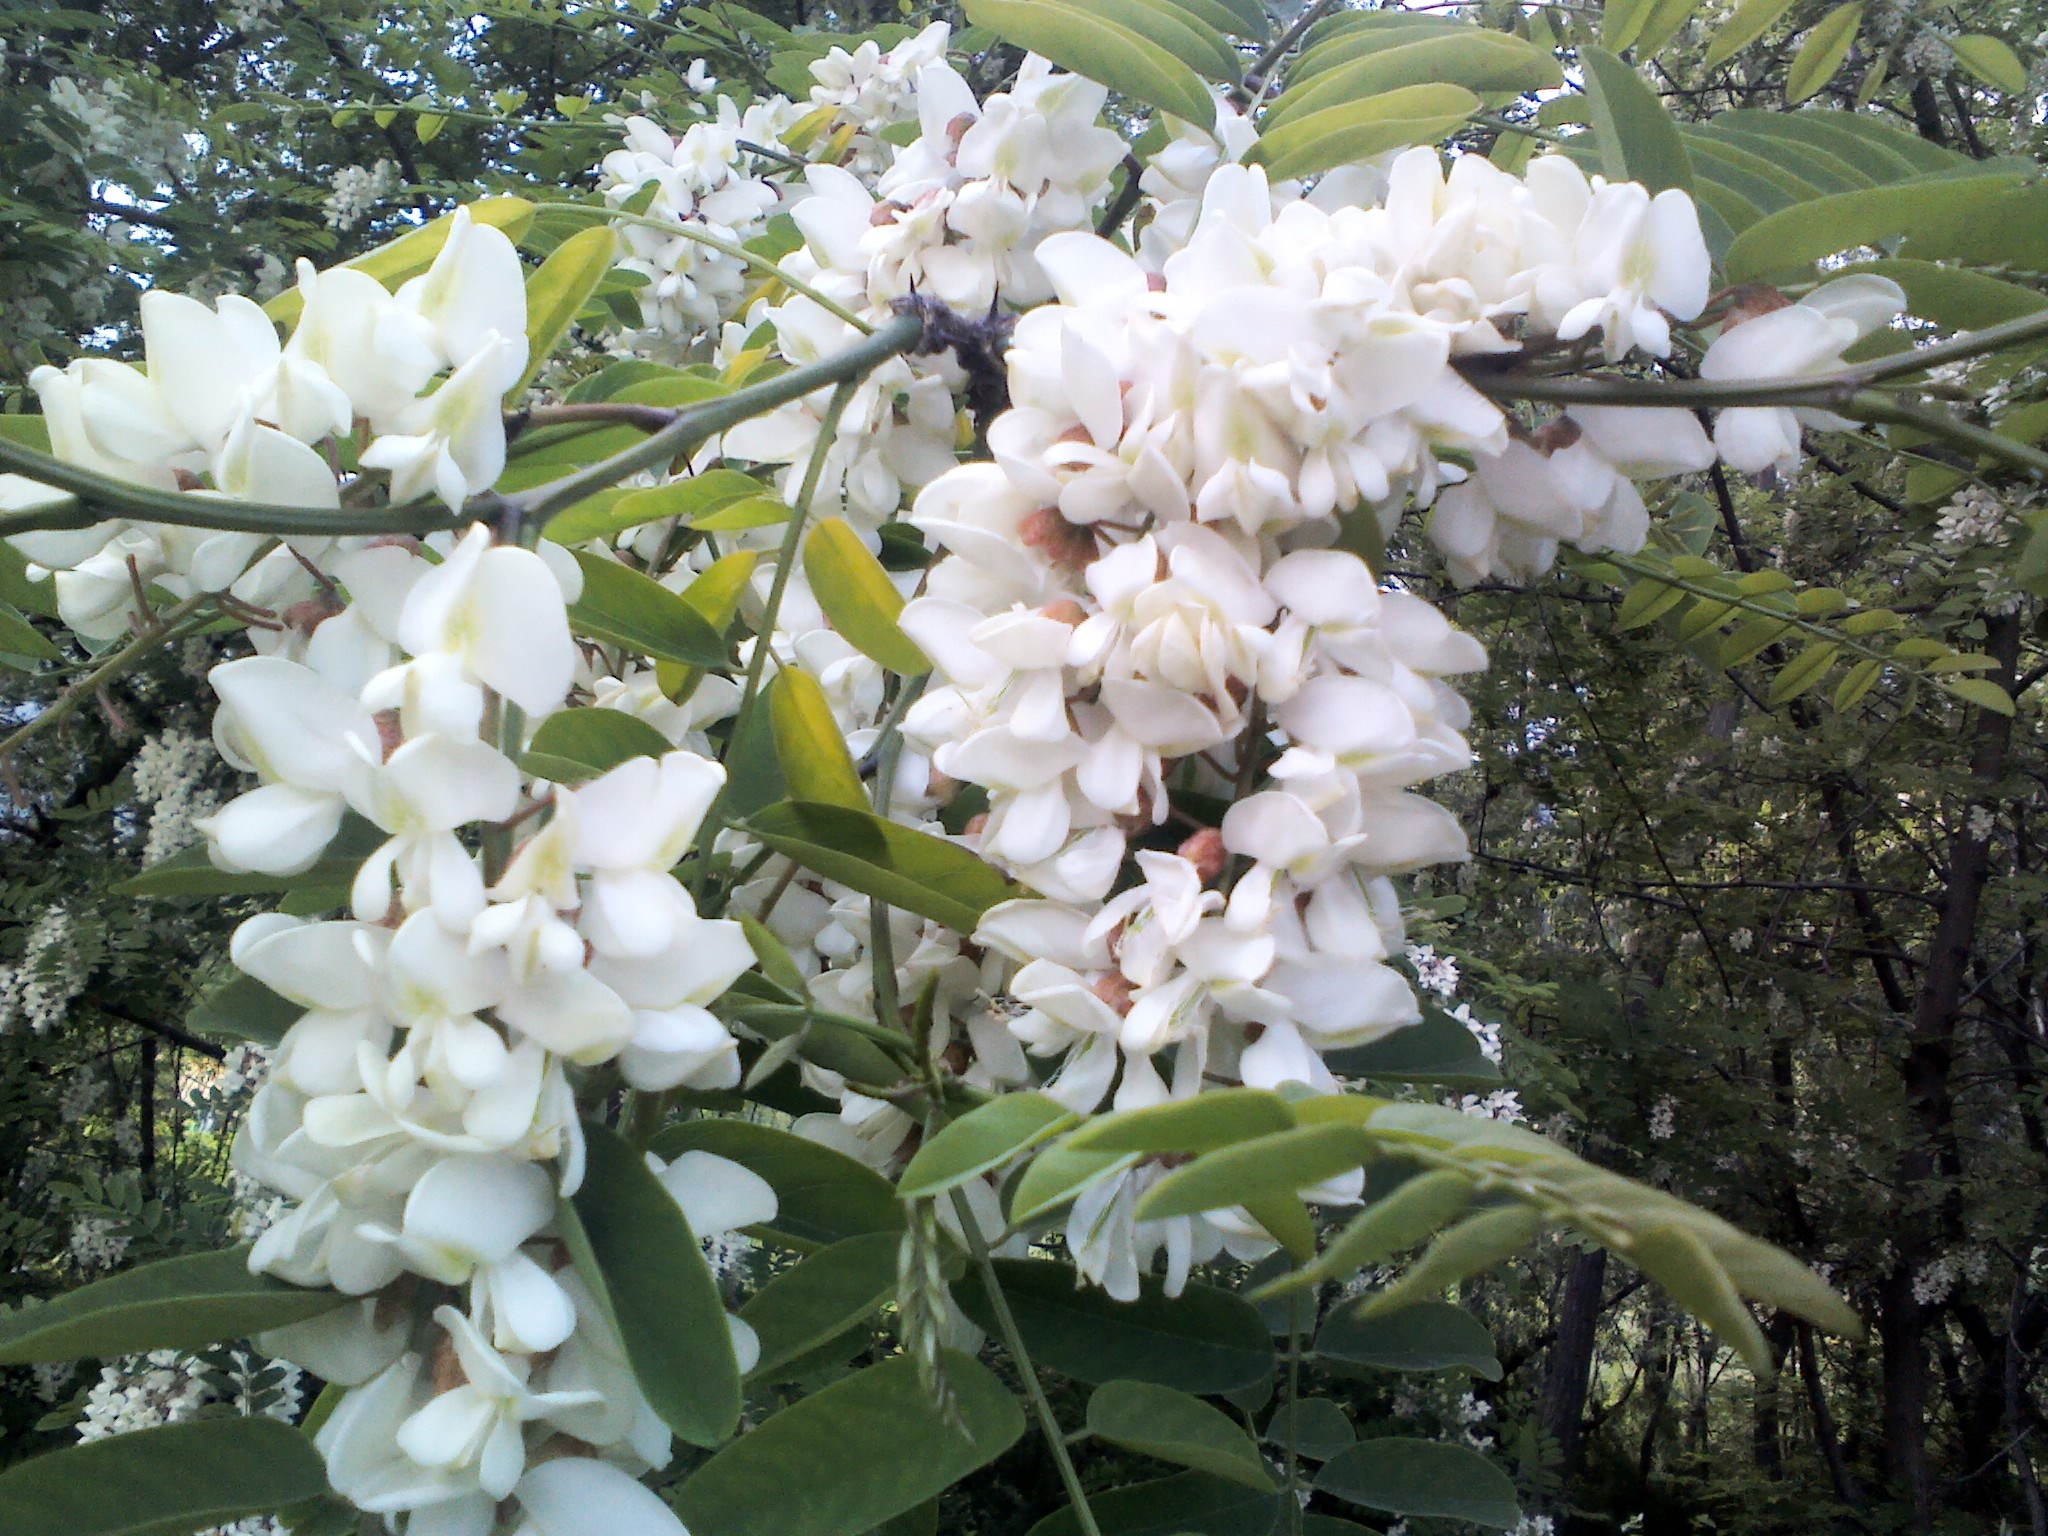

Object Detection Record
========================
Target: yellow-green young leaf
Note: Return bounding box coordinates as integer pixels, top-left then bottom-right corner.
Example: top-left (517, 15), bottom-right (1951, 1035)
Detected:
top-left (1169, 0), bottom-right (1269, 43)
top-left (1067, 1087), bottom-right (1297, 1156)
top-left (415, 111), bottom-right (448, 142)
top-left (1949, 33), bottom-right (2028, 94)
top-left (655, 551), bottom-right (759, 705)
top-left (1767, 640), bottom-right (1840, 705)
top-left (803, 519), bottom-right (929, 675)
top-left (1675, 597), bottom-right (1740, 644)
top-left (1615, 579), bottom-right (1687, 630)
top-left (1601, 0), bottom-right (1652, 50)
top-left (1787, 4), bottom-right (1864, 104)
top-left (1257, 1169), bottom-right (1474, 1297)
top-left (1084, 0), bottom-right (1243, 82)
top-left (0, 602), bottom-right (59, 662)
top-left (1248, 85), bottom-right (1480, 182)
top-left (962, 0), bottom-right (1217, 126)
top-left (517, 226), bottom-right (616, 393)
top-left (1580, 45), bottom-right (1692, 193)
top-left (264, 197), bottom-right (535, 324)
top-left (1841, 607), bottom-right (1902, 636)
top-left (1734, 569), bottom-right (1794, 595)
top-left (1795, 586), bottom-right (1850, 616)
top-left (1832, 657), bottom-right (1885, 711)
top-left (769, 667), bottom-right (868, 810)
top-left (1360, 1206), bottom-right (1545, 1317)
top-left (1628, 1225), bottom-right (1772, 1373)
top-left (1703, 0), bottom-right (1796, 68)
top-left (1717, 616), bottom-right (1794, 668)
top-left (1948, 676), bottom-right (2016, 716)
top-left (1261, 34), bottom-right (1560, 132)
top-left (1631, 0), bottom-right (1704, 57)
top-left (1239, 1192), bottom-right (1319, 1264)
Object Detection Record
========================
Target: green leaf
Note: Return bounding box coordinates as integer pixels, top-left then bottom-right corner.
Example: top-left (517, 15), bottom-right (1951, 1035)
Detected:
top-left (1322, 1005), bottom-right (1503, 1086)
top-left (1580, 45), bottom-right (1691, 193)
top-left (1833, 656), bottom-right (1886, 711)
top-left (769, 667), bottom-right (868, 810)
top-left (1025, 1473), bottom-right (1286, 1536)
top-left (265, 197), bottom-right (536, 325)
top-left (1086, 1380), bottom-right (1277, 1490)
top-left (187, 973), bottom-right (302, 1046)
top-left (1315, 1300), bottom-right (1502, 1379)
top-left (743, 800), bottom-right (1028, 934)
top-left (1787, 4), bottom-right (1864, 104)
top-left (0, 1417), bottom-right (331, 1536)
top-left (1949, 33), bottom-right (2027, 94)
top-left (1766, 640), bottom-right (1840, 705)
top-left (1703, 0), bottom-right (1798, 69)
top-left (1948, 676), bottom-right (2016, 716)
top-left (0, 1247), bottom-right (346, 1364)
top-left (517, 225), bottom-right (615, 394)
top-left (1628, 1224), bottom-right (1771, 1373)
top-left (1261, 34), bottom-right (1559, 131)
top-left (1601, 0), bottom-right (1651, 49)
top-left (1136, 1124), bottom-right (1375, 1221)
top-left (1361, 1206), bottom-right (1547, 1317)
top-left (674, 1352), bottom-right (1024, 1536)
top-left (563, 1120), bottom-right (740, 1447)
top-left (962, 0), bottom-right (1218, 126)
top-left (1314, 1438), bottom-right (1521, 1528)
top-left (1260, 1170), bottom-right (1475, 1297)
top-left (119, 815), bottom-right (386, 898)
top-left (900, 1093), bottom-right (1078, 1199)
top-left (1630, 0), bottom-right (1704, 58)
top-left (1071, 0), bottom-right (1243, 82)
top-left (1248, 86), bottom-right (1480, 182)
top-left (546, 470), bottom-right (772, 545)
top-left (954, 1259), bottom-right (1274, 1392)
top-left (1263, 1398), bottom-right (1354, 1461)
top-left (1008, 1142), bottom-right (1139, 1224)
top-left (652, 1120), bottom-right (904, 1249)
top-left (520, 707), bottom-right (673, 783)
top-left (0, 536), bottom-right (59, 618)
top-left (1065, 1087), bottom-right (1296, 1156)
top-left (0, 601), bottom-right (58, 662)
top-left (803, 518), bottom-right (929, 675)
top-left (740, 1231), bottom-right (902, 1379)
top-left (1726, 170), bottom-right (2030, 280)
top-left (1615, 578), bottom-right (1689, 630)
top-left (569, 550), bottom-right (730, 667)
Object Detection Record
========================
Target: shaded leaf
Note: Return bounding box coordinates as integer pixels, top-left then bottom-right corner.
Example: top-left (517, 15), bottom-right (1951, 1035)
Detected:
top-left (1315, 1300), bottom-right (1501, 1379)
top-left (741, 1231), bottom-right (902, 1379)
top-left (569, 550), bottom-right (730, 667)
top-left (652, 1119), bottom-right (903, 1249)
top-left (520, 708), bottom-right (673, 783)
top-left (1315, 1438), bottom-right (1521, 1528)
top-left (743, 800), bottom-right (1027, 934)
top-left (1086, 1380), bottom-right (1277, 1489)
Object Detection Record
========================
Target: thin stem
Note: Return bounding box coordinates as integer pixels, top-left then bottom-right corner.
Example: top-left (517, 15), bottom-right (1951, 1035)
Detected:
top-left (1236, 0), bottom-right (1340, 108)
top-left (1284, 1290), bottom-right (1307, 1536)
top-left (0, 437), bottom-right (482, 538)
top-left (1847, 389), bottom-right (2048, 478)
top-left (1460, 306), bottom-right (2048, 411)
top-left (0, 592), bottom-right (213, 764)
top-left (696, 378), bottom-right (862, 873)
top-left (948, 1187), bottom-right (1106, 1536)
top-left (554, 202), bottom-right (875, 333)
top-left (510, 311), bottom-right (918, 524)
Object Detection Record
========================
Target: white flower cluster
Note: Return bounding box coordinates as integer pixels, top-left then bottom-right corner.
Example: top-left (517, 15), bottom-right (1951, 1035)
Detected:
top-left (326, 159), bottom-right (400, 233)
top-left (0, 905), bottom-right (86, 1036)
top-left (1648, 1094), bottom-right (1677, 1142)
top-left (69, 1214), bottom-right (131, 1272)
top-left (58, 1067), bottom-right (107, 1124)
top-left (15, 207), bottom-right (530, 643)
top-left (1934, 485), bottom-right (2014, 553)
top-left (1405, 942), bottom-right (1459, 999)
top-left (133, 726), bottom-right (220, 863)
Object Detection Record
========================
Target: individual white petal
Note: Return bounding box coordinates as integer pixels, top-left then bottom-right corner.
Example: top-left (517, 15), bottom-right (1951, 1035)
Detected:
top-left (514, 1458), bottom-right (691, 1536)
top-left (650, 1149), bottom-right (778, 1236)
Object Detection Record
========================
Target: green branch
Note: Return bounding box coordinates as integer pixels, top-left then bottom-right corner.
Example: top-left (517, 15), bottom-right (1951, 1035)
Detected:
top-left (0, 311), bottom-right (921, 543)
top-left (0, 591), bottom-right (215, 765)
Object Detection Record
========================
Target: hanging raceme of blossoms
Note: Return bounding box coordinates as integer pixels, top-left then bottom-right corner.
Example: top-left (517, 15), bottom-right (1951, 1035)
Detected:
top-left (0, 20), bottom-right (1911, 1536)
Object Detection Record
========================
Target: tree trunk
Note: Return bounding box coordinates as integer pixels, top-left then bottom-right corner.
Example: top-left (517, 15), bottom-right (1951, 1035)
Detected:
top-left (1539, 1246), bottom-right (1607, 1505)
top-left (1884, 612), bottom-right (2021, 1526)
top-left (1754, 1314), bottom-right (1790, 1478)
top-left (1797, 1321), bottom-right (1864, 1510)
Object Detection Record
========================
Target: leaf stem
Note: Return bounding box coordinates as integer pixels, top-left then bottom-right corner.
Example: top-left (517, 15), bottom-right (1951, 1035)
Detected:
top-left (696, 377), bottom-right (862, 875)
top-left (948, 1187), bottom-right (1107, 1536)
top-left (509, 310), bottom-right (918, 524)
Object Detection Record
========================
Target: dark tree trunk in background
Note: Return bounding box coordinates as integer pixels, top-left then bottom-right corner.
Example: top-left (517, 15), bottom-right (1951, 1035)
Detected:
top-left (1540, 1245), bottom-right (1607, 1509)
top-left (1883, 613), bottom-right (2021, 1528)
top-left (1754, 1315), bottom-right (1790, 1478)
top-left (1797, 1322), bottom-right (1864, 1510)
